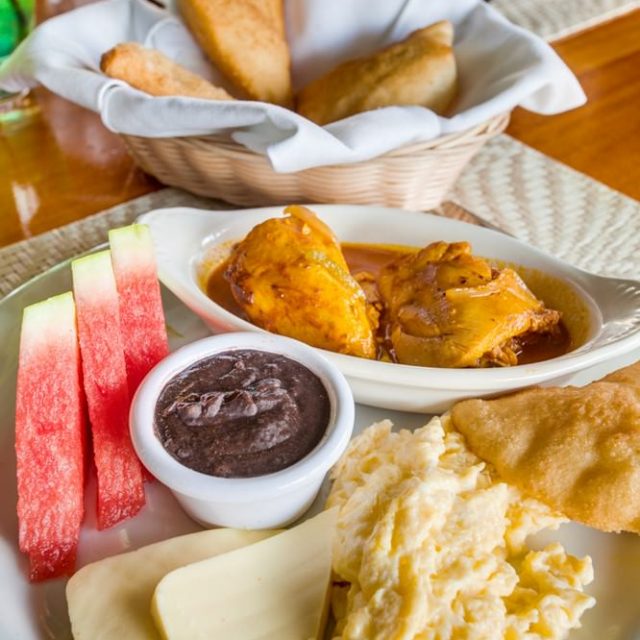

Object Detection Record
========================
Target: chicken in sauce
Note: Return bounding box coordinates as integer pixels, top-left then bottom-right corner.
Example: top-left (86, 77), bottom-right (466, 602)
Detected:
top-left (214, 208), bottom-right (567, 368)
top-left (224, 205), bottom-right (379, 359)
top-left (377, 241), bottom-right (562, 367)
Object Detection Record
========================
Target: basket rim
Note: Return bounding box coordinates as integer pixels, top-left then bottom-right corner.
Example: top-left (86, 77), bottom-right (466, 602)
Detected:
top-left (122, 112), bottom-right (510, 162)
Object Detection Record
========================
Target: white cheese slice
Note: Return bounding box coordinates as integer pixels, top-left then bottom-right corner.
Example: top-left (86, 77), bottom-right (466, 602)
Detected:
top-left (151, 508), bottom-right (338, 640)
top-left (66, 528), bottom-right (276, 640)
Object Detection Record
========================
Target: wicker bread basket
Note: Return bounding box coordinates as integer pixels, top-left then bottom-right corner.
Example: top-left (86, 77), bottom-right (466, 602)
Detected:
top-left (121, 112), bottom-right (509, 210)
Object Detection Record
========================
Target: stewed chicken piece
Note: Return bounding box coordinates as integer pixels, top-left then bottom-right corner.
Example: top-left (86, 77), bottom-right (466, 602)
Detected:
top-left (224, 205), bottom-right (378, 358)
top-left (377, 241), bottom-right (561, 367)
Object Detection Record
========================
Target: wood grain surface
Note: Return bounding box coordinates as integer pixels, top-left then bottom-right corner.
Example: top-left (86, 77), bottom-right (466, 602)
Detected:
top-left (507, 9), bottom-right (640, 200)
top-left (0, 9), bottom-right (638, 248)
top-left (0, 88), bottom-right (159, 247)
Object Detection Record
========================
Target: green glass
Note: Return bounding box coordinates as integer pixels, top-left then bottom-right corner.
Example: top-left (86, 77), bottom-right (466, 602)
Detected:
top-left (0, 0), bottom-right (33, 59)
top-left (0, 0), bottom-right (35, 117)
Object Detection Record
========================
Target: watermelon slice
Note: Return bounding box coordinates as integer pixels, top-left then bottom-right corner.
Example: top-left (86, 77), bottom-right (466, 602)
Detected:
top-left (15, 292), bottom-right (86, 581)
top-left (72, 251), bottom-right (145, 530)
top-left (108, 224), bottom-right (169, 394)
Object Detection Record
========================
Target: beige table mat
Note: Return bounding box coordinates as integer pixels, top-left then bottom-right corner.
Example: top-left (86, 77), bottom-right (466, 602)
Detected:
top-left (450, 136), bottom-right (640, 280)
top-left (494, 0), bottom-right (639, 40)
top-left (0, 190), bottom-right (227, 297)
top-left (1, 0), bottom-right (638, 299)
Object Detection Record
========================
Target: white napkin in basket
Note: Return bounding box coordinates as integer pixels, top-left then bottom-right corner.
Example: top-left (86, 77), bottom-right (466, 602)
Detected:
top-left (0, 0), bottom-right (585, 172)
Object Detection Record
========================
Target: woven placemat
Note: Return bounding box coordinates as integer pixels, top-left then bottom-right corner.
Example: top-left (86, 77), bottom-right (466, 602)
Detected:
top-left (493, 0), bottom-right (639, 40)
top-left (0, 190), bottom-right (226, 298)
top-left (1, 0), bottom-right (638, 299)
top-left (450, 136), bottom-right (640, 280)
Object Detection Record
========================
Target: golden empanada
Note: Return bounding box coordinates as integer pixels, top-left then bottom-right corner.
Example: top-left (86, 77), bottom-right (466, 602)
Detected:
top-left (451, 361), bottom-right (640, 533)
top-left (177, 0), bottom-right (292, 106)
top-left (100, 43), bottom-right (233, 101)
top-left (297, 20), bottom-right (457, 125)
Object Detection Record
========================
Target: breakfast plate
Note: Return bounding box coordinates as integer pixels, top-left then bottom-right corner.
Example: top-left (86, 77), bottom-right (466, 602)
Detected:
top-left (1, 239), bottom-right (640, 639)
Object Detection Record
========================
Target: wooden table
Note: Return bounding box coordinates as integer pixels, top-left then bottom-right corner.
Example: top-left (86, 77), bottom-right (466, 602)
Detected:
top-left (508, 9), bottom-right (640, 199)
top-left (0, 9), bottom-right (638, 249)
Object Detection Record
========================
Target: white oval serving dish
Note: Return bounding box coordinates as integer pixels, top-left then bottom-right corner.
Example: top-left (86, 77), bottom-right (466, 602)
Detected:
top-left (138, 205), bottom-right (640, 412)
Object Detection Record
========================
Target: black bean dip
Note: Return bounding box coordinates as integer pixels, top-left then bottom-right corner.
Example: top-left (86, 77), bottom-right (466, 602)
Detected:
top-left (155, 349), bottom-right (331, 478)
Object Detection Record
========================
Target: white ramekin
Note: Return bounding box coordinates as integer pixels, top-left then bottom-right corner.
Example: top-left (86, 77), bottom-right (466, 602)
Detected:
top-left (130, 332), bottom-right (354, 529)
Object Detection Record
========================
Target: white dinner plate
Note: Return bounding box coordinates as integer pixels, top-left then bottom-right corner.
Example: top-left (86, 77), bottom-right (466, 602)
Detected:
top-left (1, 250), bottom-right (639, 639)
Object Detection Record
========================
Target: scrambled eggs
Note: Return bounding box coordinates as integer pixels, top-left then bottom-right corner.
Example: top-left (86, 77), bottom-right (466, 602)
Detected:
top-left (326, 417), bottom-right (595, 639)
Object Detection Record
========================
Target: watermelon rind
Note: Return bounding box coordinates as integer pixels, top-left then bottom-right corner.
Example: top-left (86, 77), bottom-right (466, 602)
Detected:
top-left (71, 251), bottom-right (119, 297)
top-left (108, 223), bottom-right (154, 257)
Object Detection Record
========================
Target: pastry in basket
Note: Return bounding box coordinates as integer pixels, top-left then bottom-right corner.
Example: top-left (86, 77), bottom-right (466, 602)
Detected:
top-left (177, 0), bottom-right (292, 106)
top-left (377, 241), bottom-right (562, 368)
top-left (100, 42), bottom-right (233, 100)
top-left (451, 360), bottom-right (640, 533)
top-left (297, 20), bottom-right (457, 125)
top-left (224, 205), bottom-right (379, 359)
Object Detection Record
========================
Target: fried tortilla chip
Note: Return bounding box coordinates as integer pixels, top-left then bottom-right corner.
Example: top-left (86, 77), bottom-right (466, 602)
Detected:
top-left (100, 43), bottom-right (233, 101)
top-left (177, 0), bottom-right (292, 106)
top-left (451, 361), bottom-right (640, 533)
top-left (297, 20), bottom-right (457, 125)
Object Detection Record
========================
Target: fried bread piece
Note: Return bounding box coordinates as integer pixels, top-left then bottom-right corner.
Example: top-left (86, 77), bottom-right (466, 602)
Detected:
top-left (177, 0), bottom-right (292, 106)
top-left (100, 43), bottom-right (233, 100)
top-left (377, 241), bottom-right (561, 368)
top-left (451, 361), bottom-right (640, 533)
top-left (224, 205), bottom-right (378, 359)
top-left (297, 20), bottom-right (457, 125)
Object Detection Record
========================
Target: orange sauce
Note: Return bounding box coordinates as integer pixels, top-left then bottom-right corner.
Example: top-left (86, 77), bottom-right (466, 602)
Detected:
top-left (206, 242), bottom-right (572, 366)
top-left (207, 260), bottom-right (244, 318)
top-left (342, 242), bottom-right (414, 278)
top-left (511, 325), bottom-right (571, 365)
